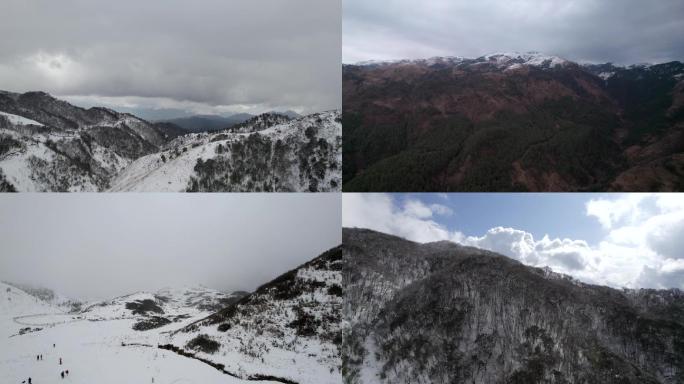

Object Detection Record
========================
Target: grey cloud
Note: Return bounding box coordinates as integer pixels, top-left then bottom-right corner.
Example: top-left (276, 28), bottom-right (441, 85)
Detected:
top-left (548, 252), bottom-right (586, 271)
top-left (647, 218), bottom-right (684, 260)
top-left (0, 193), bottom-right (341, 300)
top-left (635, 265), bottom-right (684, 290)
top-left (0, 0), bottom-right (341, 116)
top-left (343, 0), bottom-right (684, 64)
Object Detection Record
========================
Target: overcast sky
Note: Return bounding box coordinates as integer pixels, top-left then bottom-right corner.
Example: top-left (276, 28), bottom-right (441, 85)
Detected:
top-left (0, 193), bottom-right (341, 300)
top-left (344, 193), bottom-right (684, 290)
top-left (343, 0), bottom-right (684, 64)
top-left (0, 0), bottom-right (341, 119)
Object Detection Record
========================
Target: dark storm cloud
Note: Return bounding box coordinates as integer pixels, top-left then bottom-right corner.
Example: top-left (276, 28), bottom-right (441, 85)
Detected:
top-left (0, 0), bottom-right (340, 116)
top-left (343, 0), bottom-right (684, 64)
top-left (0, 194), bottom-right (341, 300)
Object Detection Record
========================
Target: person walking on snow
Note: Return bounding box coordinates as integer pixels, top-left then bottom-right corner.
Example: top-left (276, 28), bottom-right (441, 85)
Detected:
top-left (60, 371), bottom-right (64, 379)
top-left (66, 369), bottom-right (69, 376)
top-left (59, 357), bottom-right (62, 365)
top-left (36, 355), bottom-right (39, 361)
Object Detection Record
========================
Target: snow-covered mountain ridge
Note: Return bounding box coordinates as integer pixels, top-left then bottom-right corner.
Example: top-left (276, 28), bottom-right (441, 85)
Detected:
top-left (342, 228), bottom-right (684, 384)
top-left (0, 91), bottom-right (341, 192)
top-left (109, 110), bottom-right (341, 192)
top-left (350, 52), bottom-right (684, 78)
top-left (79, 286), bottom-right (245, 326)
top-left (166, 246), bottom-right (343, 384)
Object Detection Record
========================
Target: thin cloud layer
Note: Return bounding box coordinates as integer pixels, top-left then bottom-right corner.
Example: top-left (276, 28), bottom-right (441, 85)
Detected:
top-left (0, 194), bottom-right (341, 300)
top-left (0, 0), bottom-right (341, 116)
top-left (343, 0), bottom-right (684, 64)
top-left (343, 193), bottom-right (684, 289)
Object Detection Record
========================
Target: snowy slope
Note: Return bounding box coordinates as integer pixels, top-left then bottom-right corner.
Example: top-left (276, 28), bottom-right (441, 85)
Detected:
top-left (3, 281), bottom-right (83, 313)
top-left (0, 111), bottom-right (43, 126)
top-left (0, 127), bottom-right (131, 191)
top-left (0, 282), bottom-right (63, 339)
top-left (80, 287), bottom-right (243, 329)
top-left (0, 283), bottom-right (278, 384)
top-left (0, 275), bottom-right (342, 384)
top-left (166, 247), bottom-right (343, 384)
top-left (109, 110), bottom-right (342, 192)
top-left (0, 90), bottom-right (340, 192)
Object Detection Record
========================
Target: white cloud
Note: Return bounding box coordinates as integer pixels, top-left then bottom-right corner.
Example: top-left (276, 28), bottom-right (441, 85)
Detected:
top-left (401, 199), bottom-right (453, 219)
top-left (0, 1), bottom-right (340, 115)
top-left (463, 228), bottom-right (599, 282)
top-left (343, 0), bottom-right (684, 65)
top-left (430, 203), bottom-right (454, 216)
top-left (343, 193), bottom-right (684, 290)
top-left (343, 194), bottom-right (463, 244)
top-left (403, 199), bottom-right (434, 219)
top-left (585, 193), bottom-right (650, 229)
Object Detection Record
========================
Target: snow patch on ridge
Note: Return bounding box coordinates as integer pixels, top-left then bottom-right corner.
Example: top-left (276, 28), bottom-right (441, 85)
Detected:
top-left (0, 111), bottom-right (44, 126)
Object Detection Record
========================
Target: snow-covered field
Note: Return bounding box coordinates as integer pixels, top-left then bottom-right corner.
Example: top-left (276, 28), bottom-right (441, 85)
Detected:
top-left (0, 283), bottom-right (278, 384)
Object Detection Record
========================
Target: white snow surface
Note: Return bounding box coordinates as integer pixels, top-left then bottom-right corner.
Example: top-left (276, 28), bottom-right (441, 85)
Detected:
top-left (0, 111), bottom-right (44, 126)
top-left (0, 128), bottom-right (128, 192)
top-left (0, 283), bottom-right (280, 384)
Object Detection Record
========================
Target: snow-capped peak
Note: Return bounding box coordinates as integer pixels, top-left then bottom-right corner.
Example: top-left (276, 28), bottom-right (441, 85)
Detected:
top-left (351, 52), bottom-right (570, 70)
top-left (479, 51), bottom-right (569, 69)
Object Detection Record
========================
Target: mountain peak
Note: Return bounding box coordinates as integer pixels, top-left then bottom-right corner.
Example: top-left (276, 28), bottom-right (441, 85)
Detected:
top-left (477, 51), bottom-right (570, 69)
top-left (227, 111), bottom-right (293, 133)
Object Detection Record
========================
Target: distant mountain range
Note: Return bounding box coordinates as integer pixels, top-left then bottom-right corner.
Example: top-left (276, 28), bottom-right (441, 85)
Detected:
top-left (0, 91), bottom-right (339, 192)
top-left (157, 114), bottom-right (255, 133)
top-left (157, 110), bottom-right (300, 133)
top-left (342, 228), bottom-right (684, 384)
top-left (343, 52), bottom-right (684, 191)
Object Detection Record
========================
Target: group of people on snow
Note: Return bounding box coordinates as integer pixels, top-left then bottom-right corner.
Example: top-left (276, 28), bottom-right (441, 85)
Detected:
top-left (23, 344), bottom-right (70, 382)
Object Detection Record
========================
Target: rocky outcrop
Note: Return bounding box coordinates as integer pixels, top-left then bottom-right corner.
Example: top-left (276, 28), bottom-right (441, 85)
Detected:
top-left (228, 112), bottom-right (293, 133)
